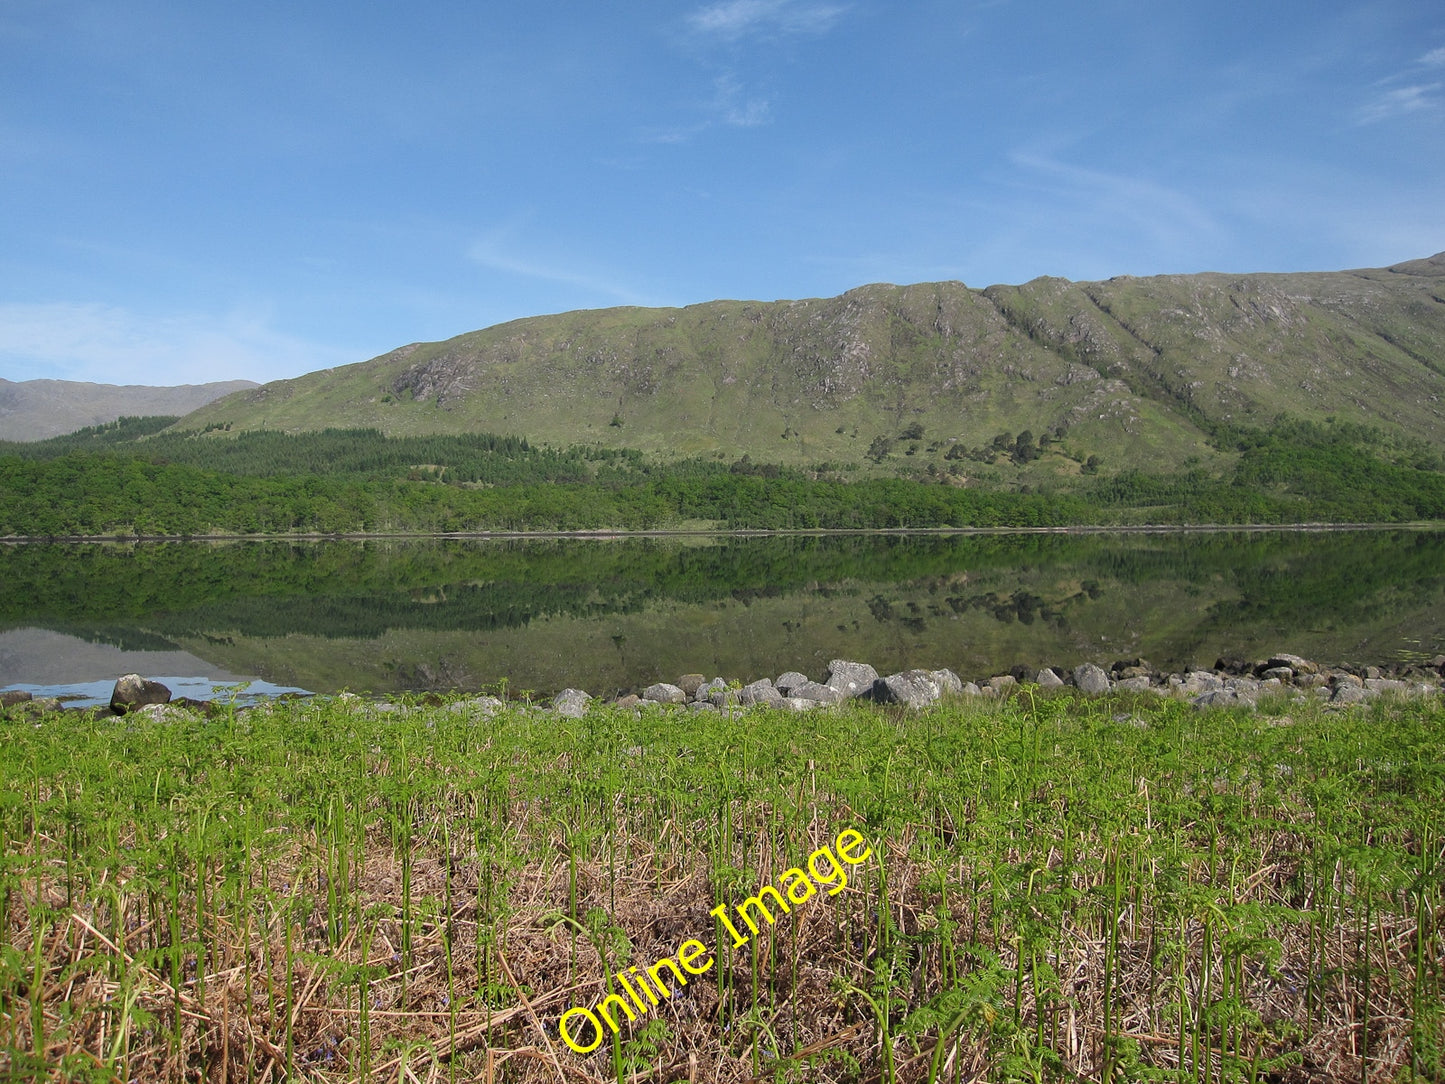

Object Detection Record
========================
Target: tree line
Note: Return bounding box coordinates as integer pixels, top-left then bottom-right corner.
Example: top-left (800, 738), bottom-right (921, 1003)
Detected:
top-left (1, 415), bottom-right (1443, 536)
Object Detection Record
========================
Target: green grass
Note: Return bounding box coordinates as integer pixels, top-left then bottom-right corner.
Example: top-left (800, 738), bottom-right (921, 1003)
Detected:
top-left (2, 689), bottom-right (1441, 1082)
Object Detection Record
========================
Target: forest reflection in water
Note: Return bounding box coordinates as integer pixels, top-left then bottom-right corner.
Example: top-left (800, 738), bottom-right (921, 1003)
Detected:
top-left (2, 528), bottom-right (1443, 698)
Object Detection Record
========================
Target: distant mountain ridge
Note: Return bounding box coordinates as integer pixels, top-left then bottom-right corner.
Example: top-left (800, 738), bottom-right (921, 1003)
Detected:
top-left (0, 378), bottom-right (258, 442)
top-left (177, 253), bottom-right (1445, 470)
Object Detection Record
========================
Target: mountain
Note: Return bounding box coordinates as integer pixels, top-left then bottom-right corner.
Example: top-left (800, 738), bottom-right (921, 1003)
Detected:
top-left (0, 378), bottom-right (258, 442)
top-left (176, 255), bottom-right (1445, 470)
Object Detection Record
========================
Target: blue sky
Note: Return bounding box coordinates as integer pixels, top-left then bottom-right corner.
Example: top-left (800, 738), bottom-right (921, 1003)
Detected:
top-left (2, 0), bottom-right (1443, 386)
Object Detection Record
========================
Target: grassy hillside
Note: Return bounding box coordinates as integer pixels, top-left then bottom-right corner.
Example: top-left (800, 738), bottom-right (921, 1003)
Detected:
top-left (176, 254), bottom-right (1445, 474)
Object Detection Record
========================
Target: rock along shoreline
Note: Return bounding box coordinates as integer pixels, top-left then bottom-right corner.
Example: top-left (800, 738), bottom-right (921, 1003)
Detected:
top-left (5, 651), bottom-right (1444, 722)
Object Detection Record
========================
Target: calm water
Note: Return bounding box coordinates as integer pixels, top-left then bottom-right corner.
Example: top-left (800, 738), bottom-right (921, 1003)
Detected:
top-left (2, 529), bottom-right (1443, 701)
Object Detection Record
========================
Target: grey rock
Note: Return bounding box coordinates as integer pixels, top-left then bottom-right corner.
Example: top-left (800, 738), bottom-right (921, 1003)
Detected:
top-left (643, 682), bottom-right (687, 705)
top-left (986, 675), bottom-right (1017, 693)
top-left (739, 679), bottom-right (783, 706)
top-left (553, 688), bottom-right (593, 717)
top-left (1193, 689), bottom-right (1254, 709)
top-left (697, 678), bottom-right (729, 701)
top-left (110, 674), bottom-right (172, 715)
top-left (1182, 670), bottom-right (1223, 693)
top-left (1035, 668), bottom-right (1065, 688)
top-left (780, 697), bottom-right (818, 712)
top-left (1266, 653), bottom-right (1318, 675)
top-left (1226, 677), bottom-right (1263, 696)
top-left (1, 690), bottom-right (33, 708)
top-left (1364, 678), bottom-right (1409, 696)
top-left (613, 694), bottom-right (642, 710)
top-left (962, 682), bottom-right (982, 696)
top-left (775, 671), bottom-right (811, 695)
top-left (1115, 675), bottom-right (1157, 693)
top-left (875, 670), bottom-right (944, 709)
top-left (790, 680), bottom-right (844, 705)
top-left (1331, 683), bottom-right (1368, 704)
top-left (708, 688), bottom-right (741, 708)
top-left (1260, 666), bottom-right (1294, 682)
top-left (931, 669), bottom-right (964, 695)
top-left (677, 674), bottom-right (706, 697)
top-left (826, 659), bottom-right (879, 698)
top-left (135, 702), bottom-right (196, 723)
top-left (448, 695), bottom-right (505, 718)
top-left (1073, 663), bottom-right (1111, 696)
top-left (688, 701), bottom-right (718, 712)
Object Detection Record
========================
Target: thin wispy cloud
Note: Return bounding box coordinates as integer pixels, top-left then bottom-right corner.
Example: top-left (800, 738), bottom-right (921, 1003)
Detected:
top-left (1353, 43), bottom-right (1445, 124)
top-left (689, 0), bottom-right (849, 41)
top-left (1007, 151), bottom-right (1220, 250)
top-left (0, 303), bottom-right (350, 385)
top-left (714, 73), bottom-right (771, 126)
top-left (1356, 82), bottom-right (1442, 124)
top-left (467, 239), bottom-right (651, 306)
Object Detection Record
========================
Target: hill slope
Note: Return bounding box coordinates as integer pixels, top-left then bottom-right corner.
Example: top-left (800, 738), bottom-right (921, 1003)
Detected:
top-left (177, 255), bottom-right (1445, 469)
top-left (0, 378), bottom-right (258, 442)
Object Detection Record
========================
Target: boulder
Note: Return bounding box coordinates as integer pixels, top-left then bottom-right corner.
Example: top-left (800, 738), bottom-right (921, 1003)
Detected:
top-left (1364, 678), bottom-right (1409, 696)
top-left (134, 702), bottom-right (196, 723)
top-left (110, 674), bottom-right (172, 715)
top-left (1115, 675), bottom-right (1157, 693)
top-left (696, 678), bottom-right (729, 701)
top-left (779, 697), bottom-right (818, 712)
top-left (738, 679), bottom-right (783, 706)
top-left (875, 670), bottom-right (944, 709)
top-left (1259, 666), bottom-right (1294, 682)
top-left (1331, 683), bottom-right (1368, 705)
top-left (708, 687), bottom-right (741, 708)
top-left (775, 671), bottom-right (810, 695)
top-left (1, 690), bottom-right (33, 708)
top-left (825, 659), bottom-right (879, 698)
top-left (552, 688), bottom-right (592, 718)
top-left (1181, 671), bottom-right (1223, 694)
top-left (1265, 653), bottom-right (1318, 675)
top-left (1225, 677), bottom-right (1263, 697)
top-left (642, 682), bottom-right (687, 705)
top-left (677, 674), bottom-right (706, 697)
top-left (986, 675), bottom-right (1017, 694)
top-left (1193, 689), bottom-right (1254, 709)
top-left (448, 695), bottom-right (505, 718)
top-left (1035, 668), bottom-right (1065, 689)
top-left (930, 669), bottom-right (964, 695)
top-left (961, 682), bottom-right (982, 696)
top-left (789, 680), bottom-right (844, 705)
top-left (613, 694), bottom-right (642, 710)
top-left (1073, 663), bottom-right (1111, 696)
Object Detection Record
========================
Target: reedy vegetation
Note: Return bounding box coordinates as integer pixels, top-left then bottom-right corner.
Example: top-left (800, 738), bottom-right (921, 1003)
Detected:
top-left (2, 691), bottom-right (1441, 1083)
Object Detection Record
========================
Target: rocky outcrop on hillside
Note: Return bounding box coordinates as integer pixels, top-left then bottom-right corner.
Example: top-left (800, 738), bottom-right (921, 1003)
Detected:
top-left (173, 255), bottom-right (1445, 468)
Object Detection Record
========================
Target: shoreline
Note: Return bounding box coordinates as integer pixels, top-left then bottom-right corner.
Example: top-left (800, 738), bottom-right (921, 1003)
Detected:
top-left (2, 520), bottom-right (1443, 544)
top-left (8, 649), bottom-right (1443, 717)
